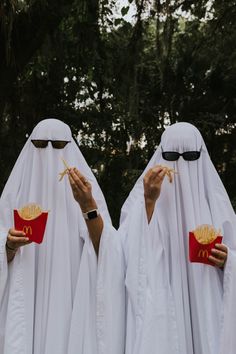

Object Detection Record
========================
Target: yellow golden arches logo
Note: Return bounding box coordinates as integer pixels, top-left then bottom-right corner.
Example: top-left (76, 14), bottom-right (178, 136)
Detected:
top-left (198, 249), bottom-right (209, 258)
top-left (23, 225), bottom-right (32, 235)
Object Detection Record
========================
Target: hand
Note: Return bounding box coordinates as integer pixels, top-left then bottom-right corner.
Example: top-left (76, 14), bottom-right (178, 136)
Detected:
top-left (143, 165), bottom-right (167, 223)
top-left (6, 228), bottom-right (32, 252)
top-left (208, 243), bottom-right (228, 269)
top-left (68, 168), bottom-right (97, 212)
top-left (143, 165), bottom-right (167, 204)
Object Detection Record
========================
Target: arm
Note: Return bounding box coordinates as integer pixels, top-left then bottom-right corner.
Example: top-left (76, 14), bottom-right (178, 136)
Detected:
top-left (68, 168), bottom-right (103, 255)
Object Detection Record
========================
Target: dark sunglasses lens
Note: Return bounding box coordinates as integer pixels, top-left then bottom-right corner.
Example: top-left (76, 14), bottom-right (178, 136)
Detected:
top-left (182, 151), bottom-right (201, 161)
top-left (31, 140), bottom-right (48, 148)
top-left (51, 141), bottom-right (70, 149)
top-left (162, 152), bottom-right (180, 161)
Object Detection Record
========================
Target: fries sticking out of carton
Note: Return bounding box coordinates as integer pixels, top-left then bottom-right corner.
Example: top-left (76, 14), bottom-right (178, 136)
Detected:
top-left (189, 224), bottom-right (223, 266)
top-left (14, 203), bottom-right (49, 244)
top-left (160, 165), bottom-right (178, 183)
top-left (18, 204), bottom-right (43, 220)
top-left (59, 157), bottom-right (70, 181)
top-left (194, 225), bottom-right (221, 244)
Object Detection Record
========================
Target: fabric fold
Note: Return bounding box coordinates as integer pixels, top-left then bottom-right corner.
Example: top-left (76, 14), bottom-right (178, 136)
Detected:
top-left (123, 197), bottom-right (180, 354)
top-left (220, 249), bottom-right (236, 353)
top-left (97, 223), bottom-right (126, 354)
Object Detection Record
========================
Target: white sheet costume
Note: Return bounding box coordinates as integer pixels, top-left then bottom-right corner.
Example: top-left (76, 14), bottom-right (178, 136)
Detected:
top-left (0, 118), bottom-right (111, 354)
top-left (97, 122), bottom-right (236, 354)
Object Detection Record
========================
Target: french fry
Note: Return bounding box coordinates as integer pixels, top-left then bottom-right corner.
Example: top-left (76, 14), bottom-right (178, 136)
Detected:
top-left (59, 157), bottom-right (70, 181)
top-left (160, 165), bottom-right (178, 183)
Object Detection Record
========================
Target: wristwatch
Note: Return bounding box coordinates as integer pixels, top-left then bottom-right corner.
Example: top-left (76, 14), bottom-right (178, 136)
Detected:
top-left (82, 208), bottom-right (100, 220)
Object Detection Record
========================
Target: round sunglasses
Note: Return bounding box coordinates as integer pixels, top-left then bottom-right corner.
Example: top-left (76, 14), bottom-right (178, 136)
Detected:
top-left (31, 140), bottom-right (71, 149)
top-left (161, 146), bottom-right (202, 161)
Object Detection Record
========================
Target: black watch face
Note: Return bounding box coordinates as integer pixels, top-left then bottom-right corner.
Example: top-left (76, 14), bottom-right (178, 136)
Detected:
top-left (87, 210), bottom-right (98, 219)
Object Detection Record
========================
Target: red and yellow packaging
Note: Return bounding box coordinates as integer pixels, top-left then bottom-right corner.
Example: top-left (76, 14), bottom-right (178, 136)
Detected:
top-left (189, 224), bottom-right (223, 266)
top-left (14, 204), bottom-right (48, 244)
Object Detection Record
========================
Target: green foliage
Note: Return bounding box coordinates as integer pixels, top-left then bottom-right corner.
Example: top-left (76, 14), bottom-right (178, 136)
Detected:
top-left (121, 6), bottom-right (129, 16)
top-left (1, 0), bottom-right (236, 224)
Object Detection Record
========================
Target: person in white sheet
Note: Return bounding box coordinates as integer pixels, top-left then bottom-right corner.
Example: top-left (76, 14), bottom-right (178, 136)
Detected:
top-left (68, 163), bottom-right (126, 354)
top-left (118, 122), bottom-right (236, 354)
top-left (0, 118), bottom-right (111, 354)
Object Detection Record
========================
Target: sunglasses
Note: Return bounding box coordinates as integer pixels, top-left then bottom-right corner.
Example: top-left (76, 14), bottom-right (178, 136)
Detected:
top-left (31, 140), bottom-right (71, 149)
top-left (161, 146), bottom-right (202, 161)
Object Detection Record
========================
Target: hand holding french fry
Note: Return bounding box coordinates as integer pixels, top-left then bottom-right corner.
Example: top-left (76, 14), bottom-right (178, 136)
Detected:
top-left (68, 168), bottom-right (97, 212)
top-left (144, 165), bottom-right (177, 201)
top-left (59, 158), bottom-right (97, 212)
top-left (144, 166), bottom-right (166, 203)
top-left (143, 165), bottom-right (167, 223)
top-left (143, 165), bottom-right (177, 223)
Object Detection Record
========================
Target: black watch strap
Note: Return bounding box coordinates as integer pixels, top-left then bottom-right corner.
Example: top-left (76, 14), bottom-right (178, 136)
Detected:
top-left (82, 209), bottom-right (100, 220)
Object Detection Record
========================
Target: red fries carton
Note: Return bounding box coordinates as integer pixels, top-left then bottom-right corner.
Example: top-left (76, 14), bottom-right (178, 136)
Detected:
top-left (14, 204), bottom-right (48, 244)
top-left (189, 224), bottom-right (223, 266)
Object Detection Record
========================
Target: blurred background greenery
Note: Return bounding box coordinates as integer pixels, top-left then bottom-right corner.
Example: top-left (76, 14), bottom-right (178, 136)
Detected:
top-left (1, 0), bottom-right (236, 226)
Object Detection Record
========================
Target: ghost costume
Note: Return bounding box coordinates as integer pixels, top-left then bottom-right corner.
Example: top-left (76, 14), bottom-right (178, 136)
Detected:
top-left (97, 122), bottom-right (236, 354)
top-left (0, 118), bottom-right (111, 354)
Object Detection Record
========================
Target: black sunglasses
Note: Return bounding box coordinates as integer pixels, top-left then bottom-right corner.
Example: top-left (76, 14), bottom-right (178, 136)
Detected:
top-left (31, 140), bottom-right (71, 149)
top-left (161, 146), bottom-right (202, 161)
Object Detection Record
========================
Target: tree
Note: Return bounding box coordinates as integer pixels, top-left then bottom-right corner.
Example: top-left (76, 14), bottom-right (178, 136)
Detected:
top-left (1, 0), bottom-right (236, 225)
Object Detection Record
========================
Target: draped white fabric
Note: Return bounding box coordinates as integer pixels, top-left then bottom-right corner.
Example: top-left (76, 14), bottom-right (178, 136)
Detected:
top-left (120, 122), bottom-right (236, 354)
top-left (96, 223), bottom-right (126, 354)
top-left (0, 118), bottom-right (111, 354)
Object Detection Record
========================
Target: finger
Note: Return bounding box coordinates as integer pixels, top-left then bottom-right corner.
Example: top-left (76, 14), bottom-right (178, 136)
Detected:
top-left (144, 168), bottom-right (153, 181)
top-left (69, 168), bottom-right (84, 185)
top-left (211, 248), bottom-right (227, 260)
top-left (143, 170), bottom-right (152, 185)
top-left (79, 174), bottom-right (90, 186)
top-left (143, 170), bottom-right (153, 185)
top-left (145, 166), bottom-right (165, 179)
top-left (208, 255), bottom-right (224, 267)
top-left (215, 243), bottom-right (228, 252)
top-left (11, 240), bottom-right (33, 248)
top-left (152, 166), bottom-right (165, 176)
top-left (148, 167), bottom-right (166, 182)
top-left (9, 228), bottom-right (26, 237)
top-left (7, 235), bottom-right (30, 243)
top-left (152, 168), bottom-right (166, 183)
top-left (152, 165), bottom-right (165, 173)
top-left (73, 168), bottom-right (88, 184)
top-left (68, 170), bottom-right (84, 190)
top-left (159, 168), bottom-right (167, 179)
top-left (68, 174), bottom-right (81, 198)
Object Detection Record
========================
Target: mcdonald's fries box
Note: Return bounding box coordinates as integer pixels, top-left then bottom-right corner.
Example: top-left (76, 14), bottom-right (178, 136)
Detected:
top-left (189, 232), bottom-right (223, 266)
top-left (14, 209), bottom-right (48, 244)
